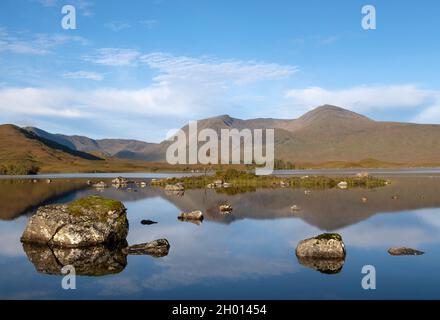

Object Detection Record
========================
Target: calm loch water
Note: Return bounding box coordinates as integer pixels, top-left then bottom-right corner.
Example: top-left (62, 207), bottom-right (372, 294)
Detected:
top-left (2, 171), bottom-right (440, 299)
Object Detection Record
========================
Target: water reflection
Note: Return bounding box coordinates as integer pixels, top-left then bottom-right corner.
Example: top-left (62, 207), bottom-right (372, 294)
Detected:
top-left (296, 256), bottom-right (345, 274)
top-left (1, 175), bottom-right (440, 298)
top-left (22, 243), bottom-right (128, 276)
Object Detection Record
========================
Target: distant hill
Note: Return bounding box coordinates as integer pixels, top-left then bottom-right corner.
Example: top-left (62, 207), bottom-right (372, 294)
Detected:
top-left (0, 124), bottom-right (104, 173)
top-left (21, 105), bottom-right (440, 165)
top-left (0, 124), bottom-right (102, 162)
top-left (24, 126), bottom-right (160, 159)
top-left (0, 124), bottom-right (209, 173)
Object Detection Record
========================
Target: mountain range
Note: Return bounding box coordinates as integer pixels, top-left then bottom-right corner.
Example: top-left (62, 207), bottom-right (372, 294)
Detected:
top-left (3, 104), bottom-right (440, 170)
top-left (24, 105), bottom-right (440, 164)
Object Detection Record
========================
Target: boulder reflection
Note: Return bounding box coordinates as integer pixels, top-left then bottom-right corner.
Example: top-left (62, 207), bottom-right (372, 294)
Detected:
top-left (22, 243), bottom-right (128, 276)
top-left (296, 256), bottom-right (345, 274)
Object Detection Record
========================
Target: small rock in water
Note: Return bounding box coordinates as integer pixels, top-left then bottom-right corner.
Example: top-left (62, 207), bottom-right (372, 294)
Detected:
top-left (361, 197), bottom-right (368, 203)
top-left (356, 172), bottom-right (370, 178)
top-left (296, 233), bottom-right (346, 259)
top-left (112, 177), bottom-right (132, 188)
top-left (391, 195), bottom-right (400, 200)
top-left (92, 181), bottom-right (108, 189)
top-left (280, 181), bottom-right (289, 187)
top-left (214, 180), bottom-right (224, 187)
top-left (219, 203), bottom-right (233, 213)
top-left (141, 219), bottom-right (158, 225)
top-left (46, 179), bottom-right (52, 184)
top-left (290, 205), bottom-right (301, 211)
top-left (124, 239), bottom-right (170, 257)
top-left (337, 181), bottom-right (348, 189)
top-left (178, 210), bottom-right (203, 221)
top-left (388, 247), bottom-right (424, 256)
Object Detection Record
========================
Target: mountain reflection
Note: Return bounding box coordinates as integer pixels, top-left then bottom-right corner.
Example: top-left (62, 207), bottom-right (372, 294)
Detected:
top-left (3, 176), bottom-right (440, 231)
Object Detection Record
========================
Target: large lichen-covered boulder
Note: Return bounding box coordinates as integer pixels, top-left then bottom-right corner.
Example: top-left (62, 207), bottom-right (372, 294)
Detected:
top-left (21, 196), bottom-right (129, 247)
top-left (296, 233), bottom-right (346, 259)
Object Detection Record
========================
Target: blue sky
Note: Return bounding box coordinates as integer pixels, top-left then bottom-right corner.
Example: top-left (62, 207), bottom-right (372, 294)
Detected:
top-left (0, 0), bottom-right (440, 141)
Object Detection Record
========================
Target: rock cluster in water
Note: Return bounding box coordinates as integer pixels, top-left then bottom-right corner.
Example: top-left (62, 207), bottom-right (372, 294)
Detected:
top-left (207, 180), bottom-right (232, 189)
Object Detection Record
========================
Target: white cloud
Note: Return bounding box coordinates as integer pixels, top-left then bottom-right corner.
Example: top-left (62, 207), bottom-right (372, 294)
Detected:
top-left (33, 0), bottom-right (93, 16)
top-left (0, 29), bottom-right (87, 55)
top-left (319, 35), bottom-right (338, 45)
top-left (139, 19), bottom-right (158, 29)
top-left (412, 104), bottom-right (440, 123)
top-left (0, 86), bottom-right (190, 119)
top-left (84, 48), bottom-right (141, 66)
top-left (104, 22), bottom-right (131, 32)
top-left (0, 87), bottom-right (90, 118)
top-left (284, 85), bottom-right (440, 120)
top-left (74, 0), bottom-right (94, 17)
top-left (63, 71), bottom-right (104, 81)
top-left (141, 52), bottom-right (297, 85)
top-left (34, 0), bottom-right (56, 6)
top-left (1, 51), bottom-right (298, 139)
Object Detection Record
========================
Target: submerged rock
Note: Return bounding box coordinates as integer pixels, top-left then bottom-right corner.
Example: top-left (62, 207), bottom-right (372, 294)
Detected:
top-left (388, 247), bottom-right (424, 256)
top-left (296, 233), bottom-right (346, 259)
top-left (178, 210), bottom-right (204, 221)
top-left (290, 205), bottom-right (301, 211)
top-left (21, 196), bottom-right (129, 247)
top-left (219, 203), bottom-right (233, 213)
top-left (23, 243), bottom-right (127, 276)
top-left (124, 239), bottom-right (170, 257)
